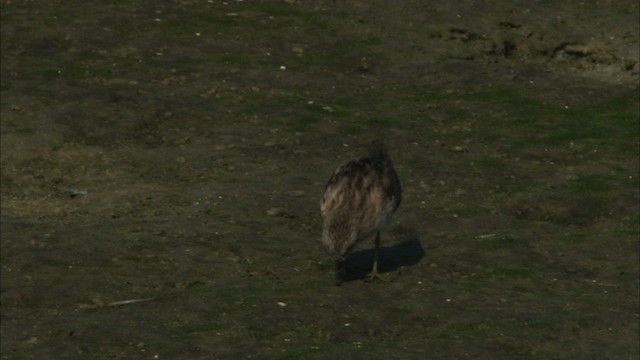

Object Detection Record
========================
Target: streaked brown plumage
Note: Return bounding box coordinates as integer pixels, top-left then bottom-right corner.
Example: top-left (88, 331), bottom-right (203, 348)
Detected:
top-left (321, 140), bottom-right (401, 285)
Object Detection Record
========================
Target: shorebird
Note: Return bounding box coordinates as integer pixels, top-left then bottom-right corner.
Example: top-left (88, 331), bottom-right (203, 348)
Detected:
top-left (320, 140), bottom-right (402, 285)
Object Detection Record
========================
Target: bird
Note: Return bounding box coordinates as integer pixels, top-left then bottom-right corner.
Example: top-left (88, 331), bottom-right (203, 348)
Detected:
top-left (320, 140), bottom-right (402, 285)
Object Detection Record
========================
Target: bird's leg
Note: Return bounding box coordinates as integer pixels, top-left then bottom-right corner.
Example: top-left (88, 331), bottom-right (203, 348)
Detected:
top-left (335, 258), bottom-right (347, 286)
top-left (365, 232), bottom-right (387, 282)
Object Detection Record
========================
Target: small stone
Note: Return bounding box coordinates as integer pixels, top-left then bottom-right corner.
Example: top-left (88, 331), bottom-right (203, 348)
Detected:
top-left (267, 208), bottom-right (284, 216)
top-left (292, 46), bottom-right (304, 56)
top-left (287, 190), bottom-right (305, 197)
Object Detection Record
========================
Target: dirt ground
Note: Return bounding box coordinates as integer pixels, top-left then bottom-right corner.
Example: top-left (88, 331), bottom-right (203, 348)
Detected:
top-left (1, 1), bottom-right (639, 359)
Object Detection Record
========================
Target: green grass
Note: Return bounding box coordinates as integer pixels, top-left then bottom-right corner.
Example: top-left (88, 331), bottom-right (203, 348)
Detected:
top-left (181, 322), bottom-right (227, 334)
top-left (255, 3), bottom-right (335, 29)
top-left (489, 265), bottom-right (536, 278)
top-left (17, 127), bottom-right (37, 134)
top-left (408, 87), bottom-right (639, 156)
top-left (362, 117), bottom-right (394, 127)
top-left (571, 174), bottom-right (613, 193)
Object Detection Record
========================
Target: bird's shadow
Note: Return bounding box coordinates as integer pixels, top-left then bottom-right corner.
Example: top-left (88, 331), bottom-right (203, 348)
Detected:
top-left (342, 238), bottom-right (425, 282)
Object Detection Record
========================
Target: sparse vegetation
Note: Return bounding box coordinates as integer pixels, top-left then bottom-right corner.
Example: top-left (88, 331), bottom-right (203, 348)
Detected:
top-left (1, 1), bottom-right (638, 359)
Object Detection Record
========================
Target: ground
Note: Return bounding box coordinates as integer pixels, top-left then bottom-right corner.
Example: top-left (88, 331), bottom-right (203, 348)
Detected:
top-left (1, 1), bottom-right (639, 359)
